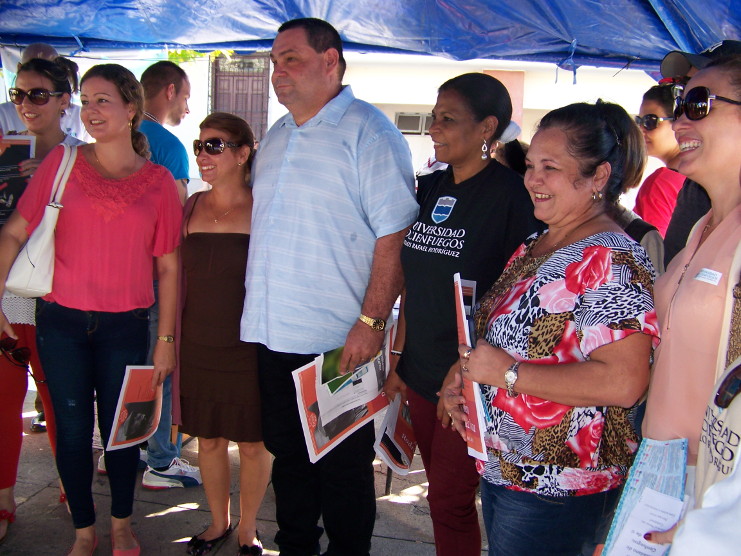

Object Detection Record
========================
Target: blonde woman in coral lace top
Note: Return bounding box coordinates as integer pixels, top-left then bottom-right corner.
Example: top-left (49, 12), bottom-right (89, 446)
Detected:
top-left (0, 64), bottom-right (182, 556)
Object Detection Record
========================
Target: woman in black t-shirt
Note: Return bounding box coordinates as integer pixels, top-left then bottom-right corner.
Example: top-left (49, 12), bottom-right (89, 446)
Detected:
top-left (382, 73), bottom-right (541, 556)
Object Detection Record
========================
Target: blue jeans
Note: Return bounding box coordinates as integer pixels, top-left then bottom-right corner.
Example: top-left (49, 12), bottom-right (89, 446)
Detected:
top-left (145, 280), bottom-right (180, 468)
top-left (480, 479), bottom-right (621, 556)
top-left (36, 300), bottom-right (148, 528)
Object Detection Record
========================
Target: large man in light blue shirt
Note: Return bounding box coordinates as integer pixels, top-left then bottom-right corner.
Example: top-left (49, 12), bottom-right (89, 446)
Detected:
top-left (240, 18), bottom-right (417, 556)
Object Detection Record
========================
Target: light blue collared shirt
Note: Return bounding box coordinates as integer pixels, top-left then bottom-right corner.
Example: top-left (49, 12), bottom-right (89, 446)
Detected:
top-left (240, 86), bottom-right (417, 354)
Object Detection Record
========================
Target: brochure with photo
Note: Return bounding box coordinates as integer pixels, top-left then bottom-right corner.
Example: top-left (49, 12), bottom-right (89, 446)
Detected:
top-left (107, 365), bottom-right (163, 451)
top-left (454, 272), bottom-right (488, 461)
top-left (0, 134), bottom-right (35, 225)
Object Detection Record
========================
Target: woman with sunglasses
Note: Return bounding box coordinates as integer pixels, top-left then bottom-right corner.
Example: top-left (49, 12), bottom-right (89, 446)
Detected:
top-left (178, 113), bottom-right (270, 556)
top-left (632, 84), bottom-right (686, 238)
top-left (0, 63), bottom-right (182, 556)
top-left (0, 56), bottom-right (87, 543)
top-left (641, 55), bottom-right (741, 548)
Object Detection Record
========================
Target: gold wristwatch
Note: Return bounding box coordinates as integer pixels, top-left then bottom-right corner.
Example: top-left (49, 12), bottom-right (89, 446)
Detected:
top-left (358, 314), bottom-right (386, 331)
top-left (504, 362), bottom-right (520, 398)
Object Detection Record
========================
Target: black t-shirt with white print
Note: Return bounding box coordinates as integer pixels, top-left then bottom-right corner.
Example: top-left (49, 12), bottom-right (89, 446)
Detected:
top-left (398, 160), bottom-right (543, 403)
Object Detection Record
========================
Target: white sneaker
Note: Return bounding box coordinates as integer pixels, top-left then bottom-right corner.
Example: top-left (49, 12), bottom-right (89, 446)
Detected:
top-left (142, 457), bottom-right (202, 489)
top-left (97, 448), bottom-right (148, 474)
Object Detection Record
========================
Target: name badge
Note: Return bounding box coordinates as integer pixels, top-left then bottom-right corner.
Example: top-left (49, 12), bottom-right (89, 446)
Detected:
top-left (694, 268), bottom-right (722, 286)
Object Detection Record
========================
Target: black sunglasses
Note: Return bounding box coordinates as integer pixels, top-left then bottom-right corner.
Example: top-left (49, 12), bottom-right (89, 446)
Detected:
top-left (634, 114), bottom-right (673, 131)
top-left (193, 138), bottom-right (241, 156)
top-left (9, 87), bottom-right (64, 106)
top-left (715, 363), bottom-right (741, 409)
top-left (0, 336), bottom-right (31, 368)
top-left (673, 86), bottom-right (741, 121)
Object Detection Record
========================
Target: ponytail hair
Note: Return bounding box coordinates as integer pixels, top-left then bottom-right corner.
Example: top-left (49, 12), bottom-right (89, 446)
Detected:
top-left (536, 99), bottom-right (646, 203)
top-left (80, 64), bottom-right (150, 159)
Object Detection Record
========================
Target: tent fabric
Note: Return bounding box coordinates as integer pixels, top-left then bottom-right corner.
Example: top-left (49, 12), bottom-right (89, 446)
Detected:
top-left (0, 1), bottom-right (739, 70)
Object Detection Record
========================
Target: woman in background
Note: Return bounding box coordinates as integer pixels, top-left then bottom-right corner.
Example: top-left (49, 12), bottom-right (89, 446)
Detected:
top-left (0, 55), bottom-right (85, 542)
top-left (383, 73), bottom-right (541, 555)
top-left (179, 113), bottom-right (270, 556)
top-left (0, 63), bottom-right (181, 555)
top-left (633, 82), bottom-right (685, 237)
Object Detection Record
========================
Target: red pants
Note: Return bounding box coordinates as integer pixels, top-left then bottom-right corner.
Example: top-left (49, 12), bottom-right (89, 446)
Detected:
top-left (407, 387), bottom-right (482, 556)
top-left (0, 324), bottom-right (56, 489)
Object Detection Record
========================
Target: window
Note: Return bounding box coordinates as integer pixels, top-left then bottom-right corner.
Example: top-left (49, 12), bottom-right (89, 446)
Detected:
top-left (395, 112), bottom-right (433, 135)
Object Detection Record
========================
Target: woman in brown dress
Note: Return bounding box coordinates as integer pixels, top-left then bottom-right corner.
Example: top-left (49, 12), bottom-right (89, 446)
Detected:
top-left (180, 113), bottom-right (270, 555)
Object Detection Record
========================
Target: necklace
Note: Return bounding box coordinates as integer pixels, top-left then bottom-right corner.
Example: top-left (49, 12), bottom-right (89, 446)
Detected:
top-left (143, 111), bottom-right (162, 125)
top-left (212, 207), bottom-right (233, 223)
top-left (530, 212), bottom-right (602, 258)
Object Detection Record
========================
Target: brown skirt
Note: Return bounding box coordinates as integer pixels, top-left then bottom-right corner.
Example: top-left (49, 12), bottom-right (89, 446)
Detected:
top-left (179, 338), bottom-right (261, 443)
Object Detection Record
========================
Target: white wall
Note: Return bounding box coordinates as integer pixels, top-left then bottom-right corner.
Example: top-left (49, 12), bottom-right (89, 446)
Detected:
top-left (2, 46), bottom-right (661, 199)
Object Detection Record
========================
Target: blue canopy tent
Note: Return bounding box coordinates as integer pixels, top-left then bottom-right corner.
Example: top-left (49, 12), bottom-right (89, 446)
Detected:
top-left (0, 0), bottom-right (739, 70)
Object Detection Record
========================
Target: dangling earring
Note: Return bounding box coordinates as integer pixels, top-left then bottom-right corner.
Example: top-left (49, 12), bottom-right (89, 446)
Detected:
top-left (591, 190), bottom-right (604, 202)
top-left (128, 120), bottom-right (133, 131)
top-left (481, 139), bottom-right (489, 160)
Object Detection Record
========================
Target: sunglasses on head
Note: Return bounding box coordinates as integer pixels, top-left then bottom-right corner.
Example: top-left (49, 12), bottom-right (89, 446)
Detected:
top-left (634, 114), bottom-right (673, 131)
top-left (715, 363), bottom-right (741, 409)
top-left (9, 87), bottom-right (64, 106)
top-left (673, 86), bottom-right (741, 121)
top-left (193, 137), bottom-right (241, 156)
top-left (0, 336), bottom-right (31, 368)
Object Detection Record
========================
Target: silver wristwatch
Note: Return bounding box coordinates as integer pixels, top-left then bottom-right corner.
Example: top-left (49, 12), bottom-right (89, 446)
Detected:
top-left (504, 362), bottom-right (520, 398)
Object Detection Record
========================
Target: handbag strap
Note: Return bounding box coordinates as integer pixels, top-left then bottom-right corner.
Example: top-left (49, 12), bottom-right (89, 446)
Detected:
top-left (48, 144), bottom-right (78, 206)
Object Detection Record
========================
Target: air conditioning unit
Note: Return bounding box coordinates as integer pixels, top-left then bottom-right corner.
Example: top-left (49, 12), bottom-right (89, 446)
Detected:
top-left (395, 112), bottom-right (432, 135)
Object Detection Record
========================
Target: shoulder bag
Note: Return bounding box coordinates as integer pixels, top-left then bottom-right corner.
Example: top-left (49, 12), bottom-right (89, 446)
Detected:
top-left (6, 144), bottom-right (78, 297)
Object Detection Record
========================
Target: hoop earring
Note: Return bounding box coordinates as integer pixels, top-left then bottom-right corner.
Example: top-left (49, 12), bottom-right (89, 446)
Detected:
top-left (481, 139), bottom-right (489, 160)
top-left (591, 190), bottom-right (604, 202)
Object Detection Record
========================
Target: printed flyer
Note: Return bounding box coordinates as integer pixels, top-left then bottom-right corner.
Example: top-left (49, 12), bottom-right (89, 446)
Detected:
top-left (107, 366), bottom-right (162, 451)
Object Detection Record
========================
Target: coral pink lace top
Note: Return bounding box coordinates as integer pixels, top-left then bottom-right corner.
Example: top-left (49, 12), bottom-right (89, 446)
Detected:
top-left (18, 145), bottom-right (182, 312)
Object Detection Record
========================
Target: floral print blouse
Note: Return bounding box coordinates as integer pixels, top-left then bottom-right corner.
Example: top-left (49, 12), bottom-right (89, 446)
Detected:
top-left (473, 231), bottom-right (660, 497)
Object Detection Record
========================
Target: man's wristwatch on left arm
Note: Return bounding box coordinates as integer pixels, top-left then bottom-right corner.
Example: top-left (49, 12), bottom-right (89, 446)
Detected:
top-left (358, 313), bottom-right (386, 331)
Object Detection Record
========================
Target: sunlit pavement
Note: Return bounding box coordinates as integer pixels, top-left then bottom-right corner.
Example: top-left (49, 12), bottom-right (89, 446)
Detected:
top-left (3, 379), bottom-right (485, 555)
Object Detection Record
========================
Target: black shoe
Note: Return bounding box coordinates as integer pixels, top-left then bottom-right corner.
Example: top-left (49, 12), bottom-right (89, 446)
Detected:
top-left (30, 412), bottom-right (46, 433)
top-left (186, 524), bottom-right (234, 556)
top-left (236, 531), bottom-right (263, 555)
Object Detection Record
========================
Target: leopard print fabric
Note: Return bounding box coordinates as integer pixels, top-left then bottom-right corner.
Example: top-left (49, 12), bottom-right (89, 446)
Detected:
top-left (473, 232), bottom-right (660, 496)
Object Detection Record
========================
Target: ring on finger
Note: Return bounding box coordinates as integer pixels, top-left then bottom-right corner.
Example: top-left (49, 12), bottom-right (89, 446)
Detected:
top-left (463, 348), bottom-right (472, 360)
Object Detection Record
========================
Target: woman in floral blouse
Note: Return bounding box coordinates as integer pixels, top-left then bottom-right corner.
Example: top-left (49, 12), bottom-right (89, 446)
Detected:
top-left (443, 100), bottom-right (660, 555)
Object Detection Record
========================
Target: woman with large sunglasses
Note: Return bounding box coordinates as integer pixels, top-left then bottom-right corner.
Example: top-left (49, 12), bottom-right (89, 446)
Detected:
top-left (0, 56), bottom-right (86, 543)
top-left (0, 63), bottom-right (182, 556)
top-left (641, 54), bottom-right (741, 549)
top-left (633, 82), bottom-right (685, 238)
top-left (178, 113), bottom-right (270, 556)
